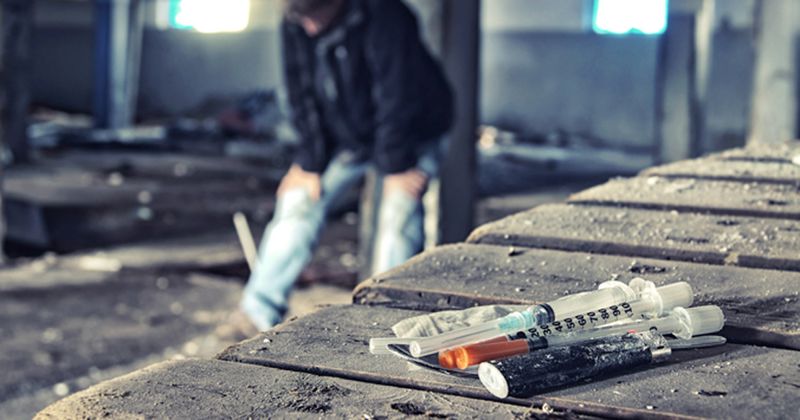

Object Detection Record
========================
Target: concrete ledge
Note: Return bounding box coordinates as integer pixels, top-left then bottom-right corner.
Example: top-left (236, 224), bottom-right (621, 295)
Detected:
top-left (569, 176), bottom-right (800, 220)
top-left (36, 359), bottom-right (536, 419)
top-left (642, 158), bottom-right (800, 185)
top-left (468, 203), bottom-right (800, 272)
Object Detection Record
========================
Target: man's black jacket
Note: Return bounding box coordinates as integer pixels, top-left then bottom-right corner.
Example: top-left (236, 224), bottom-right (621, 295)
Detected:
top-left (281, 0), bottom-right (454, 174)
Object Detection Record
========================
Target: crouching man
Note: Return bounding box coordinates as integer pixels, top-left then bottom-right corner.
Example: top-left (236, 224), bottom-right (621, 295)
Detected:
top-left (234, 0), bottom-right (453, 334)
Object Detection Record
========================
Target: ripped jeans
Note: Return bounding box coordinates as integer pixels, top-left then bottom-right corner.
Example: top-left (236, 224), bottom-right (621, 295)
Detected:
top-left (241, 144), bottom-right (441, 330)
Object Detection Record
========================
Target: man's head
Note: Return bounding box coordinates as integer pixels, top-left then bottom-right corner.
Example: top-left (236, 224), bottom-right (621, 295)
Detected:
top-left (285, 0), bottom-right (345, 36)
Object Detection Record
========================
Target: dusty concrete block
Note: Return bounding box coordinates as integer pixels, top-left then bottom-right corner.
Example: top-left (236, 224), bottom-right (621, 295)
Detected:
top-left (569, 176), bottom-right (800, 220)
top-left (354, 243), bottom-right (800, 349)
top-left (36, 359), bottom-right (532, 419)
top-left (219, 305), bottom-right (800, 419)
top-left (468, 204), bottom-right (800, 272)
top-left (709, 141), bottom-right (800, 162)
top-left (642, 158), bottom-right (800, 185)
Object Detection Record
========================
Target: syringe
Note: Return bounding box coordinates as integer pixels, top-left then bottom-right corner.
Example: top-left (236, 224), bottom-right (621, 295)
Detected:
top-left (409, 279), bottom-right (692, 357)
top-left (448, 305), bottom-right (724, 369)
top-left (437, 281), bottom-right (694, 366)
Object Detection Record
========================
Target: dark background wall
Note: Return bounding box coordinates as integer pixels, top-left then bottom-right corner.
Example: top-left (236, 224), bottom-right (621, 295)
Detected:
top-left (30, 0), bottom-right (282, 119)
top-left (28, 0), bottom-right (756, 154)
top-left (480, 31), bottom-right (659, 150)
top-left (31, 26), bottom-right (94, 113)
top-left (700, 28), bottom-right (755, 153)
top-left (136, 29), bottom-right (281, 117)
top-left (31, 26), bottom-right (281, 119)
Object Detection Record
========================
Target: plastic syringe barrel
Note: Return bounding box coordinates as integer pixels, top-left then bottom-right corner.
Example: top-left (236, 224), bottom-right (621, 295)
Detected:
top-left (543, 280), bottom-right (639, 321)
top-left (510, 299), bottom-right (646, 341)
top-left (409, 280), bottom-right (639, 357)
top-left (544, 305), bottom-right (724, 348)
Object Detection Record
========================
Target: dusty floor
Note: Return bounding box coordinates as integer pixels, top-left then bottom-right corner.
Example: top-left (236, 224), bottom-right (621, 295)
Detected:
top-left (0, 183), bottom-right (587, 419)
top-left (0, 215), bottom-right (358, 419)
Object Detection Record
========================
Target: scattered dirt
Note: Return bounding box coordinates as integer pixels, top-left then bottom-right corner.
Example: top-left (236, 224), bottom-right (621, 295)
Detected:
top-left (0, 270), bottom-right (240, 419)
top-left (274, 379), bottom-right (353, 414)
top-left (697, 390), bottom-right (728, 397)
top-left (390, 401), bottom-right (452, 418)
top-left (628, 263), bottom-right (668, 274)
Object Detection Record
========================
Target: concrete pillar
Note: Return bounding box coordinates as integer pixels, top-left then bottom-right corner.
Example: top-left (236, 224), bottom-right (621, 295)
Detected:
top-left (1, 0), bottom-right (33, 164)
top-left (695, 0), bottom-right (758, 153)
top-left (748, 0), bottom-right (800, 145)
top-left (694, 0), bottom-right (715, 102)
top-left (0, 0), bottom-right (35, 261)
top-left (93, 0), bottom-right (144, 129)
top-left (656, 14), bottom-right (698, 163)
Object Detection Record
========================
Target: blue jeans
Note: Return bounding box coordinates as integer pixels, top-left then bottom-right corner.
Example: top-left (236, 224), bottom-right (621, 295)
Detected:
top-left (241, 146), bottom-right (440, 330)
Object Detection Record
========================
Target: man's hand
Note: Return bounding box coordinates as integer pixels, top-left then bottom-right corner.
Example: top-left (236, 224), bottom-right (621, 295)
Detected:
top-left (277, 164), bottom-right (322, 200)
top-left (383, 168), bottom-right (428, 199)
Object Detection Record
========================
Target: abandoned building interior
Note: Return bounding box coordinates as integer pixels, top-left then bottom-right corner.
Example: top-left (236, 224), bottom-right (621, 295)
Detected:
top-left (0, 0), bottom-right (798, 418)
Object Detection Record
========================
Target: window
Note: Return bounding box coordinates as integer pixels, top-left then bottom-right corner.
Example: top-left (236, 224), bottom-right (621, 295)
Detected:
top-left (593, 0), bottom-right (668, 35)
top-left (168, 0), bottom-right (251, 33)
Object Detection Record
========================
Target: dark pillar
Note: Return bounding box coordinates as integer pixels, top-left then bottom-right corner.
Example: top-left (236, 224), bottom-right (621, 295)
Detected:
top-left (0, 0), bottom-right (34, 261)
top-left (93, 0), bottom-right (143, 129)
top-left (438, 0), bottom-right (480, 243)
top-left (1, 0), bottom-right (33, 164)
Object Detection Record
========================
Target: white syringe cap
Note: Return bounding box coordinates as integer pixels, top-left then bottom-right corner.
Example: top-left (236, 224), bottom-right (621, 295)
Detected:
top-left (671, 305), bottom-right (725, 339)
top-left (686, 305), bottom-right (725, 336)
top-left (654, 282), bottom-right (694, 313)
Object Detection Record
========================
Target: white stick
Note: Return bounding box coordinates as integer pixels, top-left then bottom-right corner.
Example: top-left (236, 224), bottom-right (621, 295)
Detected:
top-left (233, 212), bottom-right (257, 273)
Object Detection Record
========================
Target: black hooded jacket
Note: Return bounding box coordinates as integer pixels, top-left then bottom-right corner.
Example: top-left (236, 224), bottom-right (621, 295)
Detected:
top-left (281, 0), bottom-right (454, 174)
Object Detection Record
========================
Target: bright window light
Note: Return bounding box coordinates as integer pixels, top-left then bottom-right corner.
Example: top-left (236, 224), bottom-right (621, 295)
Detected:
top-left (593, 0), bottom-right (668, 35)
top-left (170, 0), bottom-right (251, 33)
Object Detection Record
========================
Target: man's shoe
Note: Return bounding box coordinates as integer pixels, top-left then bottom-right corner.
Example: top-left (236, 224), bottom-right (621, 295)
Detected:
top-left (215, 310), bottom-right (261, 342)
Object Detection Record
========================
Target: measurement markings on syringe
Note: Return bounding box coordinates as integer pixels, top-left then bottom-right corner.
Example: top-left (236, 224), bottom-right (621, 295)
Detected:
top-left (510, 302), bottom-right (635, 340)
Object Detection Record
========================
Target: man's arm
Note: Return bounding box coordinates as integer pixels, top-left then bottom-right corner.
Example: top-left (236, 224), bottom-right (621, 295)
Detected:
top-left (281, 21), bottom-right (327, 174)
top-left (364, 1), bottom-right (424, 175)
top-left (280, 22), bottom-right (324, 199)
